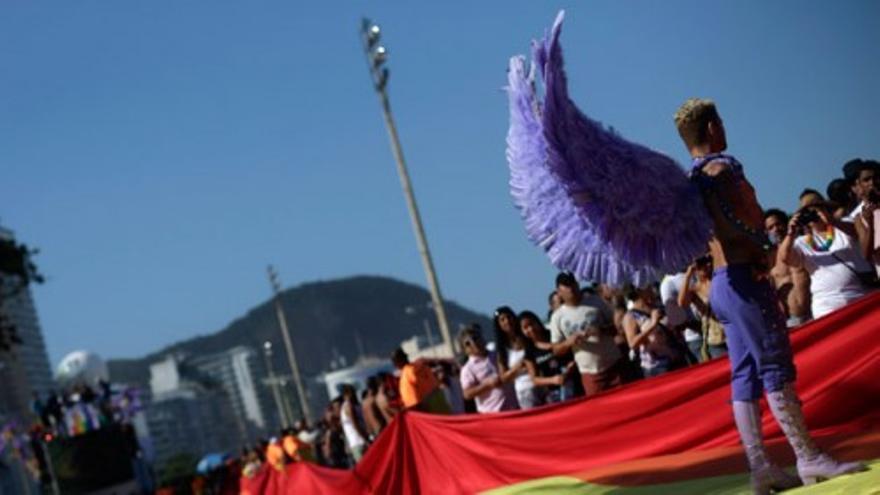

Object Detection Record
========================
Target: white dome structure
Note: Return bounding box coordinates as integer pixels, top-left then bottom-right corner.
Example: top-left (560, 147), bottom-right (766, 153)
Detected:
top-left (55, 350), bottom-right (109, 386)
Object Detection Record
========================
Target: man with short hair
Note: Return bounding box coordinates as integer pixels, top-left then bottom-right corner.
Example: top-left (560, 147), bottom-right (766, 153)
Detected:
top-left (458, 325), bottom-right (514, 413)
top-left (842, 159), bottom-right (880, 220)
top-left (549, 272), bottom-right (624, 395)
top-left (843, 159), bottom-right (880, 274)
top-left (764, 208), bottom-right (811, 327)
top-left (676, 98), bottom-right (862, 491)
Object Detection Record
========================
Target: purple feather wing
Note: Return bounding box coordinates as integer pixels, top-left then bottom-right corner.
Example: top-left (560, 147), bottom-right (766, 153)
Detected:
top-left (506, 11), bottom-right (712, 285)
top-left (506, 53), bottom-right (659, 287)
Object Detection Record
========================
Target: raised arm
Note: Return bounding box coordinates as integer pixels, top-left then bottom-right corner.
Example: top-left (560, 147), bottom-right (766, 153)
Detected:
top-left (778, 213), bottom-right (805, 268)
top-left (855, 203), bottom-right (877, 262)
top-left (524, 359), bottom-right (564, 388)
top-left (622, 311), bottom-right (660, 350)
top-left (678, 265), bottom-right (697, 308)
top-left (550, 333), bottom-right (581, 356)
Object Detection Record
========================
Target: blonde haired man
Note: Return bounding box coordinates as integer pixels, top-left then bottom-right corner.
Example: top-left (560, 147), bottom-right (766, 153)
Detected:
top-left (678, 98), bottom-right (863, 492)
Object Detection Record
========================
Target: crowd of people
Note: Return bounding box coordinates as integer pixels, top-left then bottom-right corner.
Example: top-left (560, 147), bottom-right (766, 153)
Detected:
top-left (234, 156), bottom-right (879, 477)
top-left (0, 381), bottom-right (152, 493)
top-left (29, 380), bottom-right (143, 439)
top-left (222, 152), bottom-right (880, 489)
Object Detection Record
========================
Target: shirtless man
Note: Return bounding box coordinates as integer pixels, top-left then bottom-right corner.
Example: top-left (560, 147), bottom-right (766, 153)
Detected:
top-left (675, 98), bottom-right (862, 493)
top-left (763, 208), bottom-right (811, 326)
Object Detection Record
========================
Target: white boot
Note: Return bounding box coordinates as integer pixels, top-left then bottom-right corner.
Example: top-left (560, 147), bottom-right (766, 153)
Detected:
top-left (766, 384), bottom-right (866, 485)
top-left (733, 400), bottom-right (801, 494)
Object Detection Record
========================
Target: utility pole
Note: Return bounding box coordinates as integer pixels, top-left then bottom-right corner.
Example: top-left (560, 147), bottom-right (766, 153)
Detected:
top-left (277, 377), bottom-right (296, 429)
top-left (360, 19), bottom-right (454, 356)
top-left (39, 437), bottom-right (60, 495)
top-left (266, 265), bottom-right (311, 424)
top-left (262, 341), bottom-right (289, 428)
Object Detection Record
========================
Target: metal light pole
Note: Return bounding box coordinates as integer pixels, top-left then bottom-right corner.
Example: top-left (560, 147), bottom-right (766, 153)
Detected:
top-left (266, 265), bottom-right (312, 423)
top-left (262, 341), bottom-right (289, 428)
top-left (277, 377), bottom-right (296, 430)
top-left (360, 18), bottom-right (454, 356)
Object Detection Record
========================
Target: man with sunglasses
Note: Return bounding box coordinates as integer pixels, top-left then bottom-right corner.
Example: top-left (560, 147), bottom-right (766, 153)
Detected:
top-left (458, 325), bottom-right (514, 413)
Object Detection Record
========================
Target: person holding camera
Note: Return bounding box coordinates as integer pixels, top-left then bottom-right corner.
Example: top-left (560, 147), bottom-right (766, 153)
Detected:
top-left (764, 208), bottom-right (812, 327)
top-left (623, 286), bottom-right (687, 377)
top-left (777, 192), bottom-right (874, 319)
top-left (678, 255), bottom-right (728, 361)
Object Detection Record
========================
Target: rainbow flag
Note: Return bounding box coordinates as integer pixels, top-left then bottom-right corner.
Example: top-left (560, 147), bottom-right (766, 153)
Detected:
top-left (242, 293), bottom-right (880, 494)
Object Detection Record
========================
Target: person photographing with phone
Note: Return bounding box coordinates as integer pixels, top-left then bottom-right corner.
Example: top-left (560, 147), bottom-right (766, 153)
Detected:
top-left (623, 286), bottom-right (687, 378)
top-left (777, 191), bottom-right (875, 319)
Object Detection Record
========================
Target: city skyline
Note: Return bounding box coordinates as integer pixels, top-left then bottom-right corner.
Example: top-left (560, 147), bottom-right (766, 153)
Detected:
top-left (2, 1), bottom-right (878, 366)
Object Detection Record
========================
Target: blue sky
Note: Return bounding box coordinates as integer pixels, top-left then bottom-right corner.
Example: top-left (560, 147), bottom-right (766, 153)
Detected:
top-left (2, 1), bottom-right (878, 367)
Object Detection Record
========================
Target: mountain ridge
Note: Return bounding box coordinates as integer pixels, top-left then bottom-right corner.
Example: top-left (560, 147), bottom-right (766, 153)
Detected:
top-left (107, 275), bottom-right (492, 388)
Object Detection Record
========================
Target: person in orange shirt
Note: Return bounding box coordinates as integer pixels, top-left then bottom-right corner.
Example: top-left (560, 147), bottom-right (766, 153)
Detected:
top-left (390, 348), bottom-right (451, 414)
top-left (282, 428), bottom-right (314, 463)
top-left (265, 437), bottom-right (285, 470)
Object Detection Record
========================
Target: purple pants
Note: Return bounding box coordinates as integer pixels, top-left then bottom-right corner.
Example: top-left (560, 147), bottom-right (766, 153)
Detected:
top-left (710, 264), bottom-right (796, 401)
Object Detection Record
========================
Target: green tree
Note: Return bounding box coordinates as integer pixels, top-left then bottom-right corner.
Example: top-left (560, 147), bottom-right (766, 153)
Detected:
top-left (158, 452), bottom-right (198, 487)
top-left (0, 237), bottom-right (43, 351)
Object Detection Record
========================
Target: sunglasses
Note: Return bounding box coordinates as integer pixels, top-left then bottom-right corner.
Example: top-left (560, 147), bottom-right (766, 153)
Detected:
top-left (462, 335), bottom-right (483, 347)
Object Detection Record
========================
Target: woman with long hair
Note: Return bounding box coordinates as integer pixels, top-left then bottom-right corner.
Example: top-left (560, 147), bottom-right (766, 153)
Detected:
top-left (492, 306), bottom-right (532, 408)
top-left (518, 310), bottom-right (579, 403)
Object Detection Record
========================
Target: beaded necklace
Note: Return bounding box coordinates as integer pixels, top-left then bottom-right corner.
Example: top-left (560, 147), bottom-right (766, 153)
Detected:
top-left (805, 226), bottom-right (835, 252)
top-left (690, 154), bottom-right (771, 250)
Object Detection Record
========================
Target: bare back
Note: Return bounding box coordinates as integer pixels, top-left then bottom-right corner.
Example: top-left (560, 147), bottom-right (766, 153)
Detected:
top-left (697, 159), bottom-right (768, 268)
top-left (770, 258), bottom-right (811, 319)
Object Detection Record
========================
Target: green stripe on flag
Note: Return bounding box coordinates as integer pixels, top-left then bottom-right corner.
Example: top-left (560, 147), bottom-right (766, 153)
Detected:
top-left (484, 459), bottom-right (879, 495)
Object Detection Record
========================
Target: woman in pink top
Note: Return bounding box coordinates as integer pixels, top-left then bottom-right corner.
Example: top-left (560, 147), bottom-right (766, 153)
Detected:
top-left (458, 326), bottom-right (514, 413)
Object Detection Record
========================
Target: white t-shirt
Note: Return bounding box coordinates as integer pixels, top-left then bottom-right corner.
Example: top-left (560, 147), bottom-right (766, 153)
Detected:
top-left (794, 227), bottom-right (872, 318)
top-left (659, 273), bottom-right (701, 343)
top-left (340, 400), bottom-right (366, 450)
top-left (844, 201), bottom-right (880, 276)
top-left (549, 302), bottom-right (620, 374)
top-left (507, 347), bottom-right (534, 394)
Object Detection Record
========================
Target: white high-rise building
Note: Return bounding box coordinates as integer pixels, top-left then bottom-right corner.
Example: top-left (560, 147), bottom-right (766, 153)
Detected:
top-left (146, 355), bottom-right (239, 473)
top-left (0, 226), bottom-right (54, 422)
top-left (145, 347), bottom-right (277, 473)
top-left (190, 346), bottom-right (274, 440)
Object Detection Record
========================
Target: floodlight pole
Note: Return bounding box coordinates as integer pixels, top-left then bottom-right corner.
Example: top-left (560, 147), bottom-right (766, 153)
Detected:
top-left (360, 19), bottom-right (454, 357)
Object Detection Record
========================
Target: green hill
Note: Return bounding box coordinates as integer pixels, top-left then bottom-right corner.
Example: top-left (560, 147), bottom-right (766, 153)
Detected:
top-left (107, 275), bottom-right (492, 388)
